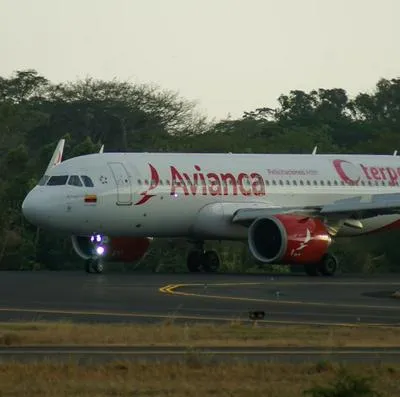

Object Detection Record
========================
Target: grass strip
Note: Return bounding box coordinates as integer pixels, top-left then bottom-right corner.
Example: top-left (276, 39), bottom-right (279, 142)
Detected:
top-left (0, 320), bottom-right (397, 347)
top-left (0, 361), bottom-right (396, 396)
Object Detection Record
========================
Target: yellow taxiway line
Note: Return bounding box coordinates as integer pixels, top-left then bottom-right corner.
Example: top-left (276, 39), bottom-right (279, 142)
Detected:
top-left (158, 282), bottom-right (400, 314)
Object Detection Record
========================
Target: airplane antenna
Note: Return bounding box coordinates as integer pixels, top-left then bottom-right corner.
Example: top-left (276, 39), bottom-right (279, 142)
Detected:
top-left (312, 146), bottom-right (317, 155)
top-left (393, 150), bottom-right (397, 156)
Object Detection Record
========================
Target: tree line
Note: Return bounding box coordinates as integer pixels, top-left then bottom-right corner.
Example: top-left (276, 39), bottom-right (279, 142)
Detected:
top-left (1, 69), bottom-right (400, 273)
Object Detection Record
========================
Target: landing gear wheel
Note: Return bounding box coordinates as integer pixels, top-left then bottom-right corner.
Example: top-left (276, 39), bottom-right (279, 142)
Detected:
top-left (318, 253), bottom-right (338, 276)
top-left (92, 259), bottom-right (104, 274)
top-left (202, 250), bottom-right (220, 273)
top-left (85, 258), bottom-right (104, 274)
top-left (187, 250), bottom-right (203, 272)
top-left (304, 263), bottom-right (319, 276)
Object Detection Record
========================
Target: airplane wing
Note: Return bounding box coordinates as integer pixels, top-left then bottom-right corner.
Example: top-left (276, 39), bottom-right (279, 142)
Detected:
top-left (319, 193), bottom-right (400, 215)
top-left (231, 206), bottom-right (320, 224)
top-left (231, 193), bottom-right (400, 226)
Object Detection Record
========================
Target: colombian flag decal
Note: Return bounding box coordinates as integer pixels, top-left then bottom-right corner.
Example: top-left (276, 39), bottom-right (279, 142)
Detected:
top-left (84, 194), bottom-right (97, 203)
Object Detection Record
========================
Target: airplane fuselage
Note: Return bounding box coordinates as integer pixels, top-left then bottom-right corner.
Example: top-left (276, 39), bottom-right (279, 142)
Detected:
top-left (22, 152), bottom-right (400, 239)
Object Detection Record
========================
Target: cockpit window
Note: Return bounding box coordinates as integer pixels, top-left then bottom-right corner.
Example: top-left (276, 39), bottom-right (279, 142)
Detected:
top-left (68, 175), bottom-right (83, 187)
top-left (81, 175), bottom-right (94, 187)
top-left (47, 175), bottom-right (69, 186)
top-left (38, 175), bottom-right (50, 186)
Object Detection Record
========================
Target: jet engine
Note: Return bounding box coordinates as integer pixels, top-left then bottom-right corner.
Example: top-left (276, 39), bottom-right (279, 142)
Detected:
top-left (248, 214), bottom-right (332, 265)
top-left (71, 234), bottom-right (152, 273)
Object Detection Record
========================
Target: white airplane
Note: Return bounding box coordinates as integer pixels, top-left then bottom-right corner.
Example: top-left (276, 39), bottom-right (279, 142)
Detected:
top-left (21, 145), bottom-right (400, 276)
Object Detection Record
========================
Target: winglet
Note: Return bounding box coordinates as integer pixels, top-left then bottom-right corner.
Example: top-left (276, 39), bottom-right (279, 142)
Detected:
top-left (99, 144), bottom-right (104, 153)
top-left (394, 150), bottom-right (397, 156)
top-left (45, 139), bottom-right (65, 174)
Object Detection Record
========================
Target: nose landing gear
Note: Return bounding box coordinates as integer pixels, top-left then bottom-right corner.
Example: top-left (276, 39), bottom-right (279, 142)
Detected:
top-left (84, 234), bottom-right (107, 274)
top-left (85, 258), bottom-right (104, 274)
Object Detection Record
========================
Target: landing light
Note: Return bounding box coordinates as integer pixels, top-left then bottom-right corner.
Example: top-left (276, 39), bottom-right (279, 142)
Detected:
top-left (90, 234), bottom-right (103, 243)
top-left (96, 246), bottom-right (105, 256)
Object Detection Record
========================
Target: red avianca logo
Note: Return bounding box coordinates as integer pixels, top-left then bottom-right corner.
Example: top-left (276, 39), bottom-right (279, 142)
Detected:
top-left (333, 159), bottom-right (400, 185)
top-left (135, 164), bottom-right (160, 205)
top-left (134, 163), bottom-right (266, 205)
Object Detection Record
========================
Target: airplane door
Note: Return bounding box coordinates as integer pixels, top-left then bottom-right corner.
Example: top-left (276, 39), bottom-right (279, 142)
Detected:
top-left (108, 162), bottom-right (133, 205)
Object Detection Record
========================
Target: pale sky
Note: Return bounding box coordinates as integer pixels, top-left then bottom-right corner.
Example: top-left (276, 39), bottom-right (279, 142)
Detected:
top-left (1, 0), bottom-right (399, 121)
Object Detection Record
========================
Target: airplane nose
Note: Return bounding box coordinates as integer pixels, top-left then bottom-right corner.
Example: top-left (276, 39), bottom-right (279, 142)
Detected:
top-left (22, 192), bottom-right (36, 224)
top-left (22, 190), bottom-right (49, 227)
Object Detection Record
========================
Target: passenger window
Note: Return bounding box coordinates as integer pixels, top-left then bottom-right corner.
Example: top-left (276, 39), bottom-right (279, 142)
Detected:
top-left (47, 175), bottom-right (68, 186)
top-left (81, 175), bottom-right (94, 187)
top-left (68, 175), bottom-right (83, 187)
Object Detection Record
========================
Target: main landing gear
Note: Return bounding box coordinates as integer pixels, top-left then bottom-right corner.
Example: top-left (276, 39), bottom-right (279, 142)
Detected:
top-left (85, 258), bottom-right (104, 274)
top-left (303, 253), bottom-right (338, 277)
top-left (186, 242), bottom-right (220, 273)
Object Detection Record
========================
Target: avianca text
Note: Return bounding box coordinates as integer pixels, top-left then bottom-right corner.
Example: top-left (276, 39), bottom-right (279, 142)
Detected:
top-left (170, 165), bottom-right (266, 196)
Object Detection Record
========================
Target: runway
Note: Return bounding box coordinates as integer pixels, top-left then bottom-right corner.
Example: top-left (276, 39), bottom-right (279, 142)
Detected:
top-left (0, 271), bottom-right (399, 363)
top-left (0, 346), bottom-right (399, 364)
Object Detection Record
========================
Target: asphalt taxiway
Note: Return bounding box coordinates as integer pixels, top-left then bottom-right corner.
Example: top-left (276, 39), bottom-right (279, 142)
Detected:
top-left (0, 271), bottom-right (399, 363)
top-left (0, 271), bottom-right (398, 326)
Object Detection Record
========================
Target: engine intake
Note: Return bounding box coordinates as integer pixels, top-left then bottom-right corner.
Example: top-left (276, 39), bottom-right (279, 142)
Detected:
top-left (248, 215), bottom-right (331, 264)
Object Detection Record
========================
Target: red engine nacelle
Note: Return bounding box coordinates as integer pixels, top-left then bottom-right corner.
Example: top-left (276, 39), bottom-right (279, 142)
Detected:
top-left (71, 235), bottom-right (151, 263)
top-left (107, 237), bottom-right (151, 262)
top-left (248, 214), bottom-right (332, 264)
